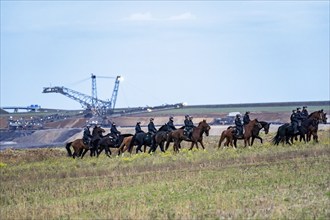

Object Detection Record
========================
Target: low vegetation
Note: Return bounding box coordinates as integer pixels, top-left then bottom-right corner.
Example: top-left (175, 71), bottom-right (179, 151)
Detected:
top-left (0, 130), bottom-right (329, 219)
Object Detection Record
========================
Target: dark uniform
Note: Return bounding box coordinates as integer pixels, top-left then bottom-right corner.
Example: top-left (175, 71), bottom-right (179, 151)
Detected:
top-left (301, 106), bottom-right (309, 120)
top-left (243, 111), bottom-right (250, 125)
top-left (135, 122), bottom-right (143, 134)
top-left (83, 126), bottom-right (92, 145)
top-left (184, 115), bottom-right (194, 138)
top-left (110, 122), bottom-right (121, 145)
top-left (290, 110), bottom-right (299, 134)
top-left (235, 114), bottom-right (243, 136)
top-left (148, 118), bottom-right (158, 134)
top-left (167, 116), bottom-right (176, 131)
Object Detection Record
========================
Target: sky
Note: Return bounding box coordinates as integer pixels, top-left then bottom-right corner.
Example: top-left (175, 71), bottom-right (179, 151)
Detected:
top-left (1, 1), bottom-right (329, 110)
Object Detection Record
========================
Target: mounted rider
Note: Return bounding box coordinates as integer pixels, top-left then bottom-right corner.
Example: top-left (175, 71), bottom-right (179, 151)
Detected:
top-left (290, 109), bottom-right (299, 134)
top-left (110, 122), bottom-right (121, 146)
top-left (235, 114), bottom-right (243, 137)
top-left (184, 115), bottom-right (194, 138)
top-left (148, 118), bottom-right (158, 135)
top-left (243, 111), bottom-right (251, 126)
top-left (135, 121), bottom-right (144, 134)
top-left (296, 107), bottom-right (304, 127)
top-left (301, 106), bottom-right (309, 120)
top-left (166, 116), bottom-right (176, 131)
top-left (82, 125), bottom-right (92, 145)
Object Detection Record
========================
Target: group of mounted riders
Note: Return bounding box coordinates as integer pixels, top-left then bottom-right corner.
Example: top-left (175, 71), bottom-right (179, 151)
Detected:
top-left (290, 106), bottom-right (309, 134)
top-left (69, 105), bottom-right (325, 158)
top-left (82, 115), bottom-right (197, 150)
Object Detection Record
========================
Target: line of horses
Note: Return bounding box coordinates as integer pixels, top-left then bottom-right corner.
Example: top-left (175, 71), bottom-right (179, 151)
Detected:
top-left (65, 110), bottom-right (327, 159)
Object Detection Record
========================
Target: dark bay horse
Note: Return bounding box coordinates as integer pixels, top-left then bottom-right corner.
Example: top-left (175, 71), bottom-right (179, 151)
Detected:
top-left (65, 126), bottom-right (105, 158)
top-left (165, 120), bottom-right (210, 152)
top-left (218, 119), bottom-right (262, 148)
top-left (306, 110), bottom-right (327, 142)
top-left (96, 133), bottom-right (134, 157)
top-left (250, 121), bottom-right (271, 146)
top-left (148, 124), bottom-right (173, 153)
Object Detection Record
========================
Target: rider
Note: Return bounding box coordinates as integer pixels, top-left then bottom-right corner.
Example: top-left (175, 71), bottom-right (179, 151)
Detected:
top-left (290, 109), bottom-right (299, 134)
top-left (167, 116), bottom-right (176, 131)
top-left (110, 122), bottom-right (121, 146)
top-left (296, 107), bottom-right (304, 127)
top-left (135, 121), bottom-right (144, 134)
top-left (301, 106), bottom-right (309, 119)
top-left (184, 115), bottom-right (194, 138)
top-left (235, 114), bottom-right (243, 137)
top-left (82, 125), bottom-right (92, 145)
top-left (148, 118), bottom-right (158, 135)
top-left (243, 111), bottom-right (251, 126)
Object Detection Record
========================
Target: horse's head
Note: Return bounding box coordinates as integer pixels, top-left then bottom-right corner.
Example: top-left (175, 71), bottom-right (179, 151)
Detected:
top-left (263, 122), bottom-right (270, 134)
top-left (321, 112), bottom-right (327, 124)
top-left (198, 120), bottom-right (211, 136)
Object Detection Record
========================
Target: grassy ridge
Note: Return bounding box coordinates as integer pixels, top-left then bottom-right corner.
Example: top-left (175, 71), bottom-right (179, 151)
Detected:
top-left (0, 131), bottom-right (329, 219)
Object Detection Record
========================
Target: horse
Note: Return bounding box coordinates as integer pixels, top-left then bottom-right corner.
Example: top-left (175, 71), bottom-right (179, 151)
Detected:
top-left (127, 132), bottom-right (153, 154)
top-left (97, 133), bottom-right (134, 157)
top-left (250, 121), bottom-right (271, 146)
top-left (218, 119), bottom-right (261, 148)
top-left (65, 126), bottom-right (105, 158)
top-left (218, 120), bottom-right (269, 148)
top-left (306, 110), bottom-right (327, 142)
top-left (165, 120), bottom-right (210, 152)
top-left (118, 136), bottom-right (135, 155)
top-left (148, 124), bottom-right (173, 153)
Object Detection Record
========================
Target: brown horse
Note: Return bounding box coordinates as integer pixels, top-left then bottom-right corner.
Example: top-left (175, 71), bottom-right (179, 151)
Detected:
top-left (165, 120), bottom-right (211, 152)
top-left (118, 136), bottom-right (134, 155)
top-left (65, 126), bottom-right (105, 158)
top-left (97, 133), bottom-right (133, 157)
top-left (306, 110), bottom-right (327, 142)
top-left (218, 119), bottom-right (261, 148)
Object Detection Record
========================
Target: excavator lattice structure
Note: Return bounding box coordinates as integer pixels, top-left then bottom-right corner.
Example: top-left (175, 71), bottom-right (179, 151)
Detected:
top-left (43, 75), bottom-right (121, 116)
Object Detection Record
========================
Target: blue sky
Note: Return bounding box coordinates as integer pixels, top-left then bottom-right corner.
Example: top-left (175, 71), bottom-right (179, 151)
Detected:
top-left (1, 1), bottom-right (329, 110)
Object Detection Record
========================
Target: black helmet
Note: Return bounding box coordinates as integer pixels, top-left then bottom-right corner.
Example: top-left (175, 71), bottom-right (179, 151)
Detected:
top-left (169, 116), bottom-right (173, 120)
top-left (303, 106), bottom-right (307, 108)
top-left (150, 118), bottom-right (154, 121)
top-left (112, 122), bottom-right (116, 125)
top-left (137, 121), bottom-right (141, 124)
top-left (185, 115), bottom-right (189, 118)
top-left (236, 114), bottom-right (240, 117)
top-left (246, 111), bottom-right (250, 114)
top-left (297, 107), bottom-right (301, 111)
top-left (292, 109), bottom-right (296, 112)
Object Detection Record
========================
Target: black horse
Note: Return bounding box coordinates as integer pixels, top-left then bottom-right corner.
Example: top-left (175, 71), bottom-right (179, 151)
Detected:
top-left (272, 118), bottom-right (317, 145)
top-left (128, 132), bottom-right (153, 154)
top-left (97, 133), bottom-right (133, 157)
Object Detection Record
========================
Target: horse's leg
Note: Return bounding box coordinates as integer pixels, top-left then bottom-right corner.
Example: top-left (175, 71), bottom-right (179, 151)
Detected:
top-left (81, 149), bottom-right (89, 158)
top-left (199, 141), bottom-right (205, 150)
top-left (159, 141), bottom-right (165, 152)
top-left (233, 138), bottom-right (237, 149)
top-left (189, 142), bottom-right (195, 150)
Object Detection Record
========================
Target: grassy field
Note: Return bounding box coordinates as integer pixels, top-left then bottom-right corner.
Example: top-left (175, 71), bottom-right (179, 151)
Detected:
top-left (0, 130), bottom-right (329, 219)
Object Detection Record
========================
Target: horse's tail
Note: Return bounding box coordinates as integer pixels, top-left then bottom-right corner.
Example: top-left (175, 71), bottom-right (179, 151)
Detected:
top-left (65, 142), bottom-right (73, 157)
top-left (272, 126), bottom-right (284, 145)
top-left (218, 131), bottom-right (226, 148)
top-left (127, 134), bottom-right (136, 153)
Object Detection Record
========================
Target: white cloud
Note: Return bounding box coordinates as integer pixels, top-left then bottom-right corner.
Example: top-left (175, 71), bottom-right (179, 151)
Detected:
top-left (168, 12), bottom-right (196, 21)
top-left (126, 12), bottom-right (153, 21)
